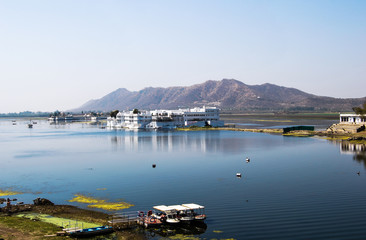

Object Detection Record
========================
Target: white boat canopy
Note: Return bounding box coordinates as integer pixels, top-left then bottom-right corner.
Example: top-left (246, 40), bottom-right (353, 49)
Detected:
top-left (182, 203), bottom-right (205, 210)
top-left (169, 205), bottom-right (190, 211)
top-left (153, 205), bottom-right (177, 212)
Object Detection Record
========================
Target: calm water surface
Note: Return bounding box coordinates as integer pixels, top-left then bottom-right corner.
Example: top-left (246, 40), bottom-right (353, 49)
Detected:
top-left (1, 119), bottom-right (366, 239)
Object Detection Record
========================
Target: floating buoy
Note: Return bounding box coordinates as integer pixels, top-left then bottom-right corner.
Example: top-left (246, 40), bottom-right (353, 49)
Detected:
top-left (236, 173), bottom-right (242, 178)
top-left (152, 164), bottom-right (156, 168)
top-left (246, 157), bottom-right (250, 163)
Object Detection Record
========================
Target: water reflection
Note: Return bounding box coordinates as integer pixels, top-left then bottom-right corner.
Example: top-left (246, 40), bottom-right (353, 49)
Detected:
top-left (109, 130), bottom-right (284, 154)
top-left (340, 142), bottom-right (366, 168)
top-left (110, 133), bottom-right (219, 153)
top-left (146, 222), bottom-right (207, 238)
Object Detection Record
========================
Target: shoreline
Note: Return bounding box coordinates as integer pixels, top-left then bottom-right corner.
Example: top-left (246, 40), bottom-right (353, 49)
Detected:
top-left (0, 203), bottom-right (145, 239)
top-left (176, 126), bottom-right (366, 144)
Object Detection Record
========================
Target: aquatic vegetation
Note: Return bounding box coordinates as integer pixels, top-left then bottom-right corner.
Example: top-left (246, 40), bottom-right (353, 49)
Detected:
top-left (213, 230), bottom-right (223, 233)
top-left (165, 234), bottom-right (200, 240)
top-left (69, 194), bottom-right (134, 211)
top-left (88, 201), bottom-right (134, 211)
top-left (97, 188), bottom-right (107, 190)
top-left (283, 132), bottom-right (314, 137)
top-left (16, 213), bottom-right (99, 228)
top-left (210, 239), bottom-right (236, 240)
top-left (69, 194), bottom-right (99, 204)
top-left (0, 189), bottom-right (22, 196)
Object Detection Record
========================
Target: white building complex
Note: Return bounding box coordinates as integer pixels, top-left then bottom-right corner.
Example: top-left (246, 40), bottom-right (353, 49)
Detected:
top-left (107, 106), bottom-right (224, 129)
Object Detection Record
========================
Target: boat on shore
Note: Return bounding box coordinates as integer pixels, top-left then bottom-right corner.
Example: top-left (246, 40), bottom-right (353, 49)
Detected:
top-left (68, 225), bottom-right (113, 237)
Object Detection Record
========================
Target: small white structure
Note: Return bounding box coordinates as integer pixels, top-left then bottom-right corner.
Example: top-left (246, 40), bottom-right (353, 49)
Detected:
top-left (340, 113), bottom-right (366, 124)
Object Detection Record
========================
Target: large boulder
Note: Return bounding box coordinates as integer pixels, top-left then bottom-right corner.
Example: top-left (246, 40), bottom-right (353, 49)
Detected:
top-left (33, 198), bottom-right (54, 206)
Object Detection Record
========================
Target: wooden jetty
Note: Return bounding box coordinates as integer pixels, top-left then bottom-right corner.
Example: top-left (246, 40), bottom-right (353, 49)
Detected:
top-left (108, 212), bottom-right (139, 229)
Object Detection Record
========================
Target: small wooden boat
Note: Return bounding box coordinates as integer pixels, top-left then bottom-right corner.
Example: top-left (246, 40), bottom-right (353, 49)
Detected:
top-left (68, 226), bottom-right (113, 237)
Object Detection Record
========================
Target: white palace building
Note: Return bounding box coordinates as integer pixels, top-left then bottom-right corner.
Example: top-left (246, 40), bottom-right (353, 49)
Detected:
top-left (107, 106), bottom-right (224, 129)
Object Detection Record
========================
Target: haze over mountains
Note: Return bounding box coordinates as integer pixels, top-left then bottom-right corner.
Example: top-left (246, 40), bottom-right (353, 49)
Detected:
top-left (72, 79), bottom-right (365, 112)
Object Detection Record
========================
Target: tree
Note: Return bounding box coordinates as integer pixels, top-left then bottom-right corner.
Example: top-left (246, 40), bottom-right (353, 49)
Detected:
top-left (353, 101), bottom-right (366, 123)
top-left (53, 110), bottom-right (61, 117)
top-left (353, 101), bottom-right (366, 116)
top-left (110, 110), bottom-right (119, 118)
top-left (133, 109), bottom-right (139, 114)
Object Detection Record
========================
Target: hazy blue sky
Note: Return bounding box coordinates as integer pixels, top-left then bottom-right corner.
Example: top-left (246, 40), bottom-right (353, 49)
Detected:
top-left (0, 0), bottom-right (365, 113)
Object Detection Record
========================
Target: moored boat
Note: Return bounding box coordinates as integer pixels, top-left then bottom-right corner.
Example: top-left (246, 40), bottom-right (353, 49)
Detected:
top-left (153, 205), bottom-right (180, 224)
top-left (182, 203), bottom-right (206, 221)
top-left (137, 210), bottom-right (163, 228)
top-left (68, 225), bottom-right (113, 237)
top-left (169, 205), bottom-right (195, 223)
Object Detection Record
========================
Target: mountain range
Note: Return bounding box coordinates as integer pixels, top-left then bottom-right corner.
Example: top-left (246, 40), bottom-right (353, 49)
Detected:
top-left (71, 79), bottom-right (365, 112)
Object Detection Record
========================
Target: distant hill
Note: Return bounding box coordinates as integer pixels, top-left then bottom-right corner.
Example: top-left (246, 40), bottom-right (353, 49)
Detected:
top-left (70, 79), bottom-right (365, 112)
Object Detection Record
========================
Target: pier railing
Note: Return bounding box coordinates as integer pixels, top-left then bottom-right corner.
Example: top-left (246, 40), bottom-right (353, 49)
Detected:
top-left (61, 220), bottom-right (84, 233)
top-left (109, 211), bottom-right (138, 229)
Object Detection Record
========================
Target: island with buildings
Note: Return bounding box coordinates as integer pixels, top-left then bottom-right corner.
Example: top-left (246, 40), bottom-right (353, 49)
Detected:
top-left (107, 106), bottom-right (224, 129)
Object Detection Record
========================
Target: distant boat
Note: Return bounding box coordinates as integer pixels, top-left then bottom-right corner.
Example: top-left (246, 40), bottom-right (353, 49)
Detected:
top-left (28, 123), bottom-right (33, 128)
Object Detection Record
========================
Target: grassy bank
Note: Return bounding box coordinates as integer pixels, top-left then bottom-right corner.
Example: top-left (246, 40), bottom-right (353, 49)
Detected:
top-left (0, 204), bottom-right (150, 240)
top-left (0, 214), bottom-right (66, 240)
top-left (0, 205), bottom-right (110, 240)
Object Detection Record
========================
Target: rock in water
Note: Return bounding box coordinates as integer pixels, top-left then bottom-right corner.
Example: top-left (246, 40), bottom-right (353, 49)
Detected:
top-left (33, 198), bottom-right (54, 206)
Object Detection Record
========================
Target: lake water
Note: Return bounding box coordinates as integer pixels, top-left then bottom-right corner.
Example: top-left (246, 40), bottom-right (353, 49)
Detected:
top-left (1, 119), bottom-right (366, 239)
